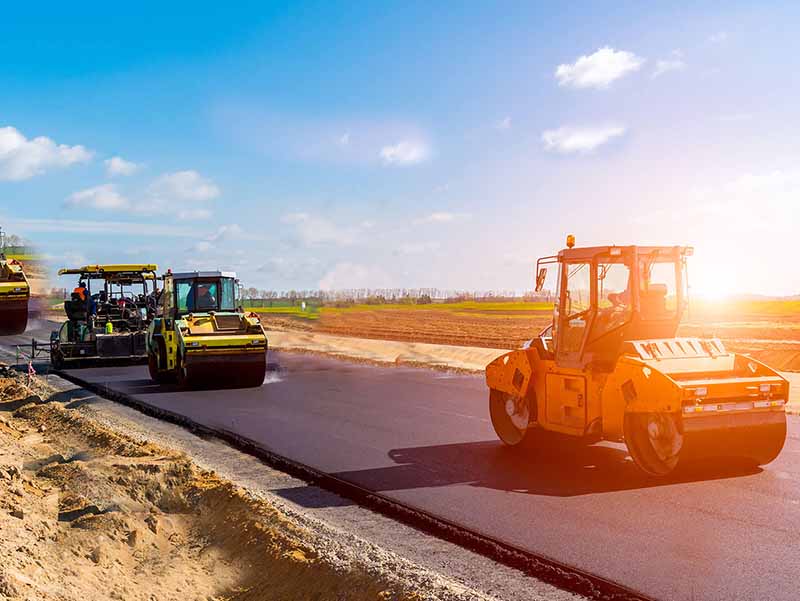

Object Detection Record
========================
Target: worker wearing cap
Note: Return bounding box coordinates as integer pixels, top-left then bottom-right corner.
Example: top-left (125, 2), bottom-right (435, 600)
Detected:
top-left (73, 282), bottom-right (88, 302)
top-left (195, 284), bottom-right (216, 311)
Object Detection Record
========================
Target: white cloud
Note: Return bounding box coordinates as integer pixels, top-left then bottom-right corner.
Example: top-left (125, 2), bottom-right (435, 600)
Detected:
top-left (555, 47), bottom-right (644, 89)
top-left (496, 117), bottom-right (512, 130)
top-left (380, 140), bottom-right (430, 166)
top-left (208, 223), bottom-right (243, 242)
top-left (281, 212), bottom-right (367, 246)
top-left (413, 211), bottom-right (472, 225)
top-left (149, 170), bottom-right (220, 201)
top-left (319, 262), bottom-right (392, 290)
top-left (652, 58), bottom-right (686, 79)
top-left (339, 132), bottom-right (350, 146)
top-left (192, 241), bottom-right (213, 253)
top-left (541, 125), bottom-right (626, 154)
top-left (555, 46), bottom-right (645, 89)
top-left (105, 156), bottom-right (140, 177)
top-left (709, 31), bottom-right (728, 44)
top-left (189, 223), bottom-right (243, 253)
top-left (64, 184), bottom-right (130, 210)
top-left (259, 256), bottom-right (324, 281)
top-left (63, 170), bottom-right (219, 220)
top-left (0, 125), bottom-right (92, 181)
top-left (135, 170), bottom-right (220, 220)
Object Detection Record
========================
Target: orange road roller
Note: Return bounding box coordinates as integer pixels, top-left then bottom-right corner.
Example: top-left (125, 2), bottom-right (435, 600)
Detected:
top-left (486, 237), bottom-right (788, 476)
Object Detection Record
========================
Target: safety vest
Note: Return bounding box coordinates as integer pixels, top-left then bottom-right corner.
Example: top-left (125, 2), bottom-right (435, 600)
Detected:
top-left (73, 287), bottom-right (87, 301)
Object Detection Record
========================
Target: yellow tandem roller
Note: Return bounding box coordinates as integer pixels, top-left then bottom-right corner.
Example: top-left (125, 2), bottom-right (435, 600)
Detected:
top-left (0, 255), bottom-right (30, 336)
top-left (146, 270), bottom-right (268, 389)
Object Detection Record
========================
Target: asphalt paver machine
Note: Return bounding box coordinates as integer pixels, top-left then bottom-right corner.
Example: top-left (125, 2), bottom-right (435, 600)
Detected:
top-left (50, 264), bottom-right (159, 368)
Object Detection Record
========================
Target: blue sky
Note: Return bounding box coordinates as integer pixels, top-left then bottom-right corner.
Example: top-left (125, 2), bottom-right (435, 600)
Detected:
top-left (1, 1), bottom-right (798, 295)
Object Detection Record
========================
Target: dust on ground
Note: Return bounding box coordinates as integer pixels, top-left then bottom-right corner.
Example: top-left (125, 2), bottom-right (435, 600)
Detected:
top-left (0, 366), bottom-right (481, 601)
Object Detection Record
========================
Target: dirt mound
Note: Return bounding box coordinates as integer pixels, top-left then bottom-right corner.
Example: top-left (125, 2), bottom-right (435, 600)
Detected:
top-left (0, 370), bottom-right (430, 601)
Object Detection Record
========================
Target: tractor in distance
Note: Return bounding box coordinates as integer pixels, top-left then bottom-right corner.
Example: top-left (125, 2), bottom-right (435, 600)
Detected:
top-left (50, 264), bottom-right (159, 368)
top-left (146, 270), bottom-right (268, 388)
top-left (486, 236), bottom-right (788, 476)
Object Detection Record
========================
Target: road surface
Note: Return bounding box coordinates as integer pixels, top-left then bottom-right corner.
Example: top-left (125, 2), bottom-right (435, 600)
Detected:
top-left (3, 324), bottom-right (800, 601)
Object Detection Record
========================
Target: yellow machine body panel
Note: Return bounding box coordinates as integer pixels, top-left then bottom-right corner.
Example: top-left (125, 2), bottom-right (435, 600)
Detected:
top-left (0, 282), bottom-right (30, 300)
top-left (545, 372), bottom-right (587, 431)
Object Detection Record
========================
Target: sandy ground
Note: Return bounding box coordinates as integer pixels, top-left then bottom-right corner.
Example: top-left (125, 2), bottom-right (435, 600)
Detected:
top-left (0, 365), bottom-right (500, 601)
top-left (265, 330), bottom-right (505, 373)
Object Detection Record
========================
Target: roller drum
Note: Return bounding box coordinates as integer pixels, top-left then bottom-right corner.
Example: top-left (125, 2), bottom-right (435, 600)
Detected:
top-left (180, 351), bottom-right (267, 389)
top-left (0, 302), bottom-right (28, 336)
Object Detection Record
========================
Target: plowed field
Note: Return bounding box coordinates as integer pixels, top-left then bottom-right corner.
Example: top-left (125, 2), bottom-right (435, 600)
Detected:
top-left (257, 299), bottom-right (800, 371)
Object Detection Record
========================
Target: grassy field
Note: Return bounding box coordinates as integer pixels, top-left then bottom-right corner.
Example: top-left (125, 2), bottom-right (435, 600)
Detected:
top-left (247, 305), bottom-right (321, 319)
top-left (3, 253), bottom-right (38, 262)
top-left (246, 300), bottom-right (554, 320)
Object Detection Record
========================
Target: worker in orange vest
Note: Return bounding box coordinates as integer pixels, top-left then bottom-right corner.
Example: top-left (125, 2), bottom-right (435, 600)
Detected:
top-left (72, 282), bottom-right (88, 302)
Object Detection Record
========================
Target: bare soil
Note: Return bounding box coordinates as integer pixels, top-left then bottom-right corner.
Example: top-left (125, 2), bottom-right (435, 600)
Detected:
top-left (0, 367), bottom-right (456, 601)
top-left (259, 304), bottom-right (800, 371)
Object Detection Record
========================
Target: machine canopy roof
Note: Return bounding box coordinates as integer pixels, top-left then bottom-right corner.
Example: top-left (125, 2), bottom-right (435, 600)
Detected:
top-left (169, 271), bottom-right (237, 279)
top-left (58, 264), bottom-right (158, 279)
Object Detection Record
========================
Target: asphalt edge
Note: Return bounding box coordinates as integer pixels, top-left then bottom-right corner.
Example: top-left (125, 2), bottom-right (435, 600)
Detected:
top-left (52, 368), bottom-right (655, 601)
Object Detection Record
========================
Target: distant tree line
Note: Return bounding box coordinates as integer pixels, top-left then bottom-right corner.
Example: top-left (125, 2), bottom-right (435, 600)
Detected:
top-left (0, 230), bottom-right (31, 255)
top-left (240, 287), bottom-right (556, 307)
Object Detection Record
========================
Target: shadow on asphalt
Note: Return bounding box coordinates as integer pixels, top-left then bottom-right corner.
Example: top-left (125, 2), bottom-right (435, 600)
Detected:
top-left (330, 438), bottom-right (762, 498)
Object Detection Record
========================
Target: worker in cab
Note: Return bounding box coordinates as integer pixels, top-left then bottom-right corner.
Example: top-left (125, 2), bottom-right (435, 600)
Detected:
top-left (186, 283), bottom-right (217, 312)
top-left (195, 284), bottom-right (217, 311)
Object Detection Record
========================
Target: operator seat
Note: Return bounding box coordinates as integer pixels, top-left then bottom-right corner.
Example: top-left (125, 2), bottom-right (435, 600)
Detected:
top-left (640, 284), bottom-right (668, 319)
top-left (64, 294), bottom-right (88, 321)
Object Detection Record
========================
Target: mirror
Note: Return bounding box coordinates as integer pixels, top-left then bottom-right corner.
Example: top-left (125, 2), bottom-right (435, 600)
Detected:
top-left (535, 267), bottom-right (547, 292)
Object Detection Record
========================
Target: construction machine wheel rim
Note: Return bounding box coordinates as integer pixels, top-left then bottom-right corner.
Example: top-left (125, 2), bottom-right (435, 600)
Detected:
top-left (624, 412), bottom-right (683, 476)
top-left (489, 389), bottom-right (530, 446)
